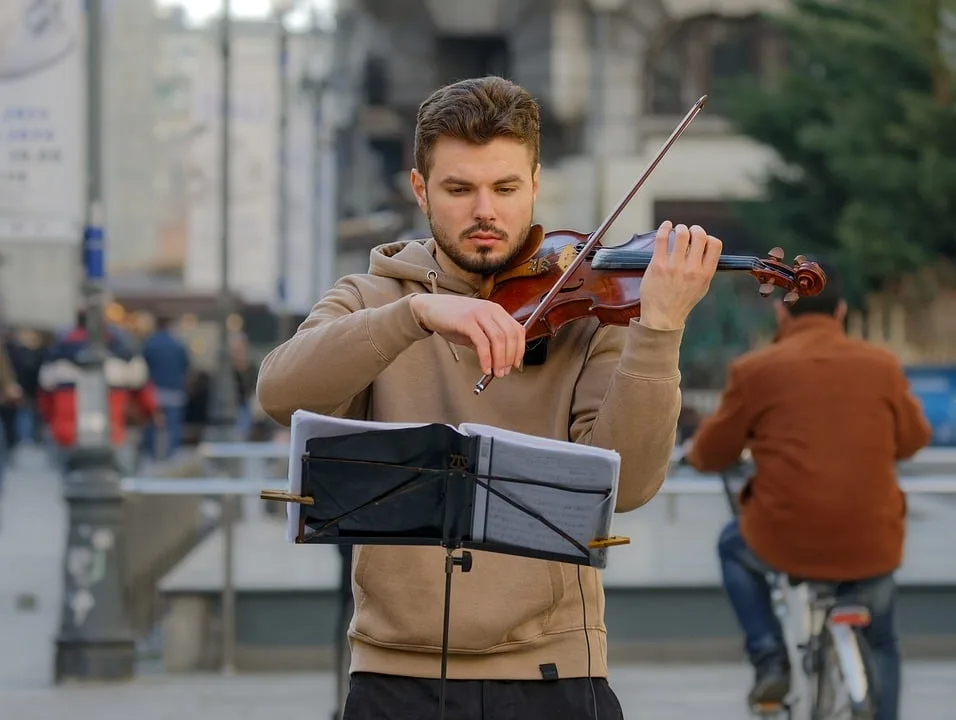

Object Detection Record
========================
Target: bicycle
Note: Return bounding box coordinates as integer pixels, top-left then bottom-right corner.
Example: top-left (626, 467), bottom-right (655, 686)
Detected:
top-left (683, 454), bottom-right (880, 720)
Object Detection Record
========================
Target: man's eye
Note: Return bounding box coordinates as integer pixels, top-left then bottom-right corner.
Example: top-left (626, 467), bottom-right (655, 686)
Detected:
top-left (448, 187), bottom-right (469, 194)
top-left (497, 187), bottom-right (517, 194)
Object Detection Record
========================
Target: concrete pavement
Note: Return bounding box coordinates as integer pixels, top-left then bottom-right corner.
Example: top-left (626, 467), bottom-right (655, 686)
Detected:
top-left (0, 662), bottom-right (954, 719)
top-left (0, 445), bottom-right (67, 691)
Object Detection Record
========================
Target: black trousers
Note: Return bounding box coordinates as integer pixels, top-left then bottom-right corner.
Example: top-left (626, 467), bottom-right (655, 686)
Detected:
top-left (342, 671), bottom-right (625, 720)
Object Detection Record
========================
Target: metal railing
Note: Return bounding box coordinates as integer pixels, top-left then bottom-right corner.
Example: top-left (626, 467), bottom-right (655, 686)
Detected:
top-left (122, 440), bottom-right (288, 674)
top-left (120, 442), bottom-right (956, 674)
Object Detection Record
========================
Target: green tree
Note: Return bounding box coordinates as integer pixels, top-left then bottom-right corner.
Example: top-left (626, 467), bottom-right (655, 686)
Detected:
top-left (720, 0), bottom-right (956, 308)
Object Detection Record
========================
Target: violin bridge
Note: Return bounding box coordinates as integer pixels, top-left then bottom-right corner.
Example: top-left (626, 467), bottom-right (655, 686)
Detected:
top-left (557, 245), bottom-right (577, 272)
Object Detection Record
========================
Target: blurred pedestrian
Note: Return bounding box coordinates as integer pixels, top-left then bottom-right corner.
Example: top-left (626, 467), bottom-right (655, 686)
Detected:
top-left (37, 309), bottom-right (161, 472)
top-left (142, 315), bottom-right (191, 459)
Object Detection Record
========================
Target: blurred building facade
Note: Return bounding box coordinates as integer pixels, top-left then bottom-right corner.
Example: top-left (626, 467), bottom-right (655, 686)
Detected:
top-left (7, 0), bottom-right (943, 382)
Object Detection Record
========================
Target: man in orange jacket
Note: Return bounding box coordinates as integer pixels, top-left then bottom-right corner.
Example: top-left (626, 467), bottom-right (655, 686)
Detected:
top-left (686, 261), bottom-right (931, 720)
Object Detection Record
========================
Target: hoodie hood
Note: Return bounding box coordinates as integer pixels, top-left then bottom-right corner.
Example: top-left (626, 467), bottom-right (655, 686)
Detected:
top-left (368, 237), bottom-right (479, 296)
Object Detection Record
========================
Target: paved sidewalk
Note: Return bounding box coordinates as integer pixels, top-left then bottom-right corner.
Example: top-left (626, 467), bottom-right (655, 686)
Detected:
top-left (0, 662), bottom-right (954, 719)
top-left (0, 445), bottom-right (67, 691)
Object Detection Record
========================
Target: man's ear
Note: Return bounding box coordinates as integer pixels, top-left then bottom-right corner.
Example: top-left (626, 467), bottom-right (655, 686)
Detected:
top-left (410, 168), bottom-right (428, 214)
top-left (532, 162), bottom-right (541, 201)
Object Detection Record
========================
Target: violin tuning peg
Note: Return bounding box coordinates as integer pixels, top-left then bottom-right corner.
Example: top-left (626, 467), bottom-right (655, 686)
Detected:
top-left (768, 247), bottom-right (785, 261)
top-left (783, 291), bottom-right (800, 305)
top-left (758, 283), bottom-right (775, 297)
top-left (793, 254), bottom-right (807, 266)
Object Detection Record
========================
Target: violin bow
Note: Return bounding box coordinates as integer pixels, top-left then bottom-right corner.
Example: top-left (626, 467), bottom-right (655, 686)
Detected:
top-left (474, 95), bottom-right (709, 395)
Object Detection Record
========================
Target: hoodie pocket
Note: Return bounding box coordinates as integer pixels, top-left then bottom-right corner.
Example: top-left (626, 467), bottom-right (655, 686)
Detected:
top-left (351, 544), bottom-right (566, 653)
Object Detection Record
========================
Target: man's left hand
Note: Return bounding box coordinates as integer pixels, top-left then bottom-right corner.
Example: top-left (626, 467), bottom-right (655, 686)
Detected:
top-left (639, 221), bottom-right (721, 331)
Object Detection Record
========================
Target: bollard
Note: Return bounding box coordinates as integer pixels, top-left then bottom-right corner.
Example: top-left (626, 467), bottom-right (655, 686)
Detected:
top-left (54, 446), bottom-right (136, 681)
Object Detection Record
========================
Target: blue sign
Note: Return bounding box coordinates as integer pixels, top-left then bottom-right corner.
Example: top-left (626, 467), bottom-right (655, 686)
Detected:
top-left (904, 365), bottom-right (956, 446)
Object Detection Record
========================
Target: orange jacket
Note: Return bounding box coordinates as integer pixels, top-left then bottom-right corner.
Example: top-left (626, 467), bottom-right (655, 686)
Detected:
top-left (688, 314), bottom-right (932, 581)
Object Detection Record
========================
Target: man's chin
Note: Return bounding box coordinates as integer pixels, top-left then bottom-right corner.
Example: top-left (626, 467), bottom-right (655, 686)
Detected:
top-left (462, 249), bottom-right (513, 276)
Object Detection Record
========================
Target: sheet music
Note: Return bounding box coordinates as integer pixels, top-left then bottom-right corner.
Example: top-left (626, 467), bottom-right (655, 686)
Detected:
top-left (458, 423), bottom-right (620, 559)
top-left (470, 435), bottom-right (494, 544)
top-left (285, 410), bottom-right (438, 542)
top-left (285, 412), bottom-right (620, 559)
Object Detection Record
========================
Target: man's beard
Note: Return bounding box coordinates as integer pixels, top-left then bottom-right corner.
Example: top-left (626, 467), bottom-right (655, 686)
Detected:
top-left (428, 207), bottom-right (532, 276)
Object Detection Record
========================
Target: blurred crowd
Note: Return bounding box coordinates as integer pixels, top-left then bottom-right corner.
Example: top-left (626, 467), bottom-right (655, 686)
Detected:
top-left (0, 309), bottom-right (271, 486)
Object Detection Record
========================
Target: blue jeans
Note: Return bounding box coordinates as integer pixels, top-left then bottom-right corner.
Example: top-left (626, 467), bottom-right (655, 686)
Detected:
top-left (143, 404), bottom-right (184, 460)
top-left (717, 519), bottom-right (900, 720)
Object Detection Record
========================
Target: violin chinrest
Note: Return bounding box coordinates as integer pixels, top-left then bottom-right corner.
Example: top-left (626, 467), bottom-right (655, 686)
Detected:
top-left (508, 224), bottom-right (545, 267)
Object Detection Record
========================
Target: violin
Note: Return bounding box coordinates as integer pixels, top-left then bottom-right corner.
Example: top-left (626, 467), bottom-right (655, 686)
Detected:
top-left (473, 96), bottom-right (827, 395)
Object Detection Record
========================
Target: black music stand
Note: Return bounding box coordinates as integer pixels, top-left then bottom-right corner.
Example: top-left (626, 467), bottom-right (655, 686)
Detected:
top-left (261, 423), bottom-right (629, 720)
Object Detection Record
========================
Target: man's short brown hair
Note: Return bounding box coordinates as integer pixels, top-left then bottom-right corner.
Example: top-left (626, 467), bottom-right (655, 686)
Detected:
top-left (414, 76), bottom-right (541, 181)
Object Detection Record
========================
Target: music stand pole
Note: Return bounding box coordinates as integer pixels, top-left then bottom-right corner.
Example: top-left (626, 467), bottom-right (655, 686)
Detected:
top-left (440, 545), bottom-right (472, 720)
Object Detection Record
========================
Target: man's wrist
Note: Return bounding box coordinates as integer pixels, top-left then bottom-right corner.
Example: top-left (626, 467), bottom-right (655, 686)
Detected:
top-left (408, 294), bottom-right (431, 333)
top-left (638, 312), bottom-right (684, 332)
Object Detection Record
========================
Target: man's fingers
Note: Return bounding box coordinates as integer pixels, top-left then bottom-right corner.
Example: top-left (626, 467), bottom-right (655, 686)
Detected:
top-left (653, 221), bottom-right (673, 262)
top-left (477, 314), bottom-right (510, 376)
top-left (669, 224), bottom-right (690, 265)
top-left (495, 315), bottom-right (518, 375)
top-left (506, 316), bottom-right (526, 369)
top-left (686, 225), bottom-right (707, 266)
top-left (513, 320), bottom-right (526, 368)
top-left (468, 324), bottom-right (493, 376)
top-left (493, 306), bottom-right (527, 369)
top-left (476, 307), bottom-right (526, 374)
top-left (703, 234), bottom-right (722, 273)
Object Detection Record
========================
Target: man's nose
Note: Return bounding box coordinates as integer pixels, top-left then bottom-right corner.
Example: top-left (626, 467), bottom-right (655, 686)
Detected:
top-left (472, 189), bottom-right (496, 222)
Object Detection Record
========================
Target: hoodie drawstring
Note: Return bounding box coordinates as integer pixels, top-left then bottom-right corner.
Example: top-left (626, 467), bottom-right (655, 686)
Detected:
top-left (426, 270), bottom-right (460, 362)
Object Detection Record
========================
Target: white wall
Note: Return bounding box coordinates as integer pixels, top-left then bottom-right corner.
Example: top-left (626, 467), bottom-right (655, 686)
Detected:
top-left (532, 130), bottom-right (777, 247)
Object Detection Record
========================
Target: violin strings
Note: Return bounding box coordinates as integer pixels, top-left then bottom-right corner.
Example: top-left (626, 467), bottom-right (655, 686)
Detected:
top-left (589, 248), bottom-right (759, 272)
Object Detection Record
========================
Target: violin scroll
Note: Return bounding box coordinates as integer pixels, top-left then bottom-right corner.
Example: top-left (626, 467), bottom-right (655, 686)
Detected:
top-left (753, 248), bottom-right (827, 305)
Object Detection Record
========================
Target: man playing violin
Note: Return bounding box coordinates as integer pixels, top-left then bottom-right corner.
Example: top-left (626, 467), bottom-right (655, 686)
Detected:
top-left (685, 264), bottom-right (931, 720)
top-left (257, 75), bottom-right (722, 720)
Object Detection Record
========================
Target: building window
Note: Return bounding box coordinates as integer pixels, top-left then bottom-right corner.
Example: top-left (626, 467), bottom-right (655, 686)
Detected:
top-left (653, 200), bottom-right (760, 254)
top-left (435, 36), bottom-right (510, 85)
top-left (646, 14), bottom-right (786, 116)
top-left (364, 56), bottom-right (390, 106)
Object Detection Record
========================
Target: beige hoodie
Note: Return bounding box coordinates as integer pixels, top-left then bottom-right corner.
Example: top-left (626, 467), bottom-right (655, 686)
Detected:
top-left (257, 236), bottom-right (683, 681)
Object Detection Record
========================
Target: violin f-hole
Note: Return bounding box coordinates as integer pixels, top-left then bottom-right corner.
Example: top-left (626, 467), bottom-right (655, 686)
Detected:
top-left (554, 279), bottom-right (585, 294)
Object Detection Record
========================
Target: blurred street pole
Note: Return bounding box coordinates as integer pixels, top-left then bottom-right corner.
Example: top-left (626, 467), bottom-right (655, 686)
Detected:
top-left (273, 1), bottom-right (294, 343)
top-left (302, 4), bottom-right (341, 302)
top-left (586, 0), bottom-right (625, 227)
top-left (55, 0), bottom-right (135, 682)
top-left (205, 0), bottom-right (240, 678)
top-left (206, 0), bottom-right (239, 444)
top-left (314, 82), bottom-right (338, 300)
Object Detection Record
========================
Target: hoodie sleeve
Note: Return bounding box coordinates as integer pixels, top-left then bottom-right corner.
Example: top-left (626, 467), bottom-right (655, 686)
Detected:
top-left (570, 320), bottom-right (682, 512)
top-left (257, 277), bottom-right (432, 425)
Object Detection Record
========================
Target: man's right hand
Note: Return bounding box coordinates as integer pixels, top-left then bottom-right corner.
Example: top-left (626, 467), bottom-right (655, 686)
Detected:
top-left (410, 294), bottom-right (526, 377)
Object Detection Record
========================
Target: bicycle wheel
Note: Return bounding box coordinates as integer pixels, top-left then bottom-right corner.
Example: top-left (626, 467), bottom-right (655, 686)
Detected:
top-left (811, 620), bottom-right (878, 719)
